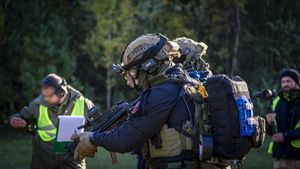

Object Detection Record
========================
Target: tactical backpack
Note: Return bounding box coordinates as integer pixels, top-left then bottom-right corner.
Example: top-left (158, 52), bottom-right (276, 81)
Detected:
top-left (204, 74), bottom-right (265, 160)
top-left (142, 73), bottom-right (265, 167)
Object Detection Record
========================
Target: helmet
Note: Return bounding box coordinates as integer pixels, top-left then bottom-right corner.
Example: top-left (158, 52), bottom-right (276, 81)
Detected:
top-left (112, 33), bottom-right (180, 79)
top-left (173, 37), bottom-right (208, 70)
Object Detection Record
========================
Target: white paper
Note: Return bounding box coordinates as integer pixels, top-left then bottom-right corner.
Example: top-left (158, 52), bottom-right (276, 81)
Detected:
top-left (56, 115), bottom-right (85, 142)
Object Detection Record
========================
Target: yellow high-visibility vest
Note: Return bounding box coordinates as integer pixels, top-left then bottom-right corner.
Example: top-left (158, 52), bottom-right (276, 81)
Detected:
top-left (268, 96), bottom-right (300, 155)
top-left (291, 121), bottom-right (300, 148)
top-left (37, 96), bottom-right (85, 142)
top-left (268, 96), bottom-right (280, 155)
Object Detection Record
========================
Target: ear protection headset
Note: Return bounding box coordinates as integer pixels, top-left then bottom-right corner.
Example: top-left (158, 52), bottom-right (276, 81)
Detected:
top-left (42, 76), bottom-right (68, 98)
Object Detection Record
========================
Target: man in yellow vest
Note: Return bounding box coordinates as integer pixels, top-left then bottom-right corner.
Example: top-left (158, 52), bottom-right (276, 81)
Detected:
top-left (266, 69), bottom-right (300, 169)
top-left (9, 73), bottom-right (94, 169)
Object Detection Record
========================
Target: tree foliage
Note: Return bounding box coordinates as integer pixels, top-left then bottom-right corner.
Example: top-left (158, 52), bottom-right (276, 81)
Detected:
top-left (0, 0), bottom-right (299, 123)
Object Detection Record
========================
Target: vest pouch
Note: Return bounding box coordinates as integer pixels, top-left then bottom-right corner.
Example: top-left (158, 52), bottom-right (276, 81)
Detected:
top-left (179, 121), bottom-right (195, 150)
top-left (251, 116), bottom-right (266, 148)
top-left (149, 126), bottom-right (183, 158)
top-left (179, 133), bottom-right (193, 151)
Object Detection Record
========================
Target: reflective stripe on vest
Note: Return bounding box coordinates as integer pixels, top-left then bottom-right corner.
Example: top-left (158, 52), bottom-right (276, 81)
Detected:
top-left (267, 142), bottom-right (274, 154)
top-left (37, 96), bottom-right (85, 141)
top-left (291, 121), bottom-right (300, 148)
top-left (71, 96), bottom-right (85, 116)
top-left (267, 96), bottom-right (281, 155)
top-left (37, 105), bottom-right (57, 141)
top-left (272, 96), bottom-right (280, 112)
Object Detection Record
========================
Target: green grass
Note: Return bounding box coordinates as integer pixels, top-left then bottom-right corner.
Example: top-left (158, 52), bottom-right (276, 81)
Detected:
top-left (0, 136), bottom-right (272, 169)
top-left (244, 136), bottom-right (273, 169)
top-left (0, 135), bottom-right (136, 169)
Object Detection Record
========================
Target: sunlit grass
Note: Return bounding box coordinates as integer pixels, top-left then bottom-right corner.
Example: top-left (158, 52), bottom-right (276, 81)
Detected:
top-left (0, 135), bottom-right (272, 169)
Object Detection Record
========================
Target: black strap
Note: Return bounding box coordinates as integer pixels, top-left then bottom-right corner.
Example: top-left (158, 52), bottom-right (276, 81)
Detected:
top-left (123, 34), bottom-right (167, 71)
top-left (182, 95), bottom-right (194, 126)
top-left (175, 126), bottom-right (197, 141)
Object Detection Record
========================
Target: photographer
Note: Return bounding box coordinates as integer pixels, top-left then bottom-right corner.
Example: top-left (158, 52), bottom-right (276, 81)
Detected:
top-left (266, 69), bottom-right (300, 169)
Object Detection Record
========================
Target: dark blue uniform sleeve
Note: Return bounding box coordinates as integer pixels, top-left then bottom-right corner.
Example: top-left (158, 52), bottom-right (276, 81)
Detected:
top-left (92, 83), bottom-right (181, 153)
top-left (283, 128), bottom-right (300, 141)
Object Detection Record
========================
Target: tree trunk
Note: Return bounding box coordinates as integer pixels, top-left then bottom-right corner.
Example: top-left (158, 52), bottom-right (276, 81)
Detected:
top-left (106, 13), bottom-right (113, 108)
top-left (231, 4), bottom-right (241, 75)
top-left (106, 66), bottom-right (112, 108)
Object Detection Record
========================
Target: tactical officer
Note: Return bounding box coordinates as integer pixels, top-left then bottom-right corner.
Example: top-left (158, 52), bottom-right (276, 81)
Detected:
top-left (173, 37), bottom-right (212, 83)
top-left (9, 73), bottom-right (94, 169)
top-left (266, 69), bottom-right (300, 169)
top-left (71, 33), bottom-right (217, 169)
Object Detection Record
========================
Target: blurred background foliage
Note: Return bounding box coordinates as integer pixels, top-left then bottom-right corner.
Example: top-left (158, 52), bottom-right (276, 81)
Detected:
top-left (0, 0), bottom-right (299, 123)
top-left (0, 0), bottom-right (299, 168)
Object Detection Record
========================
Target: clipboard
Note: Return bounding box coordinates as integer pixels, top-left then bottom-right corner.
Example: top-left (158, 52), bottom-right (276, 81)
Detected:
top-left (54, 115), bottom-right (85, 154)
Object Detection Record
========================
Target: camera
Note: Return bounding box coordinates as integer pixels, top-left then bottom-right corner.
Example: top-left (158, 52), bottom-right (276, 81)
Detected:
top-left (254, 89), bottom-right (277, 135)
top-left (255, 89), bottom-right (276, 101)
